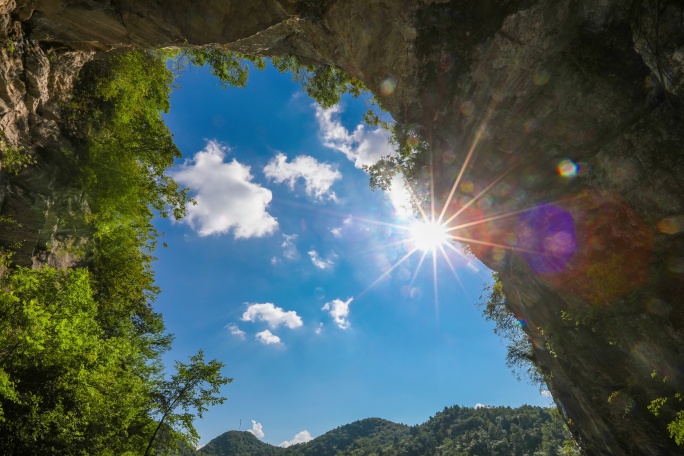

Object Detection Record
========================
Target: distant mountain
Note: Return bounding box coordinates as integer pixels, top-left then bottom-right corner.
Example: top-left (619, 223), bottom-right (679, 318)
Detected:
top-left (195, 405), bottom-right (576, 456)
top-left (197, 430), bottom-right (281, 455)
top-left (285, 418), bottom-right (410, 455)
top-left (197, 418), bottom-right (408, 456)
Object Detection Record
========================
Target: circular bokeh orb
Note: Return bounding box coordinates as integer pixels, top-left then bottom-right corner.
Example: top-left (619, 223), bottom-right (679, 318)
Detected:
top-left (518, 204), bottom-right (577, 274)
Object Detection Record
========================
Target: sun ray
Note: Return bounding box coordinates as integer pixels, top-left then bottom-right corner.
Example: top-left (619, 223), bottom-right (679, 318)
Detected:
top-left (408, 249), bottom-right (429, 291)
top-left (438, 243), bottom-right (470, 297)
top-left (408, 179), bottom-right (431, 223)
top-left (443, 162), bottom-right (517, 226)
top-left (448, 234), bottom-right (544, 255)
top-left (437, 113), bottom-right (492, 224)
top-left (351, 215), bottom-right (412, 231)
top-left (432, 252), bottom-right (439, 319)
top-left (357, 247), bottom-right (419, 298)
top-left (442, 239), bottom-right (473, 260)
top-left (446, 206), bottom-right (535, 233)
top-left (429, 150), bottom-right (436, 225)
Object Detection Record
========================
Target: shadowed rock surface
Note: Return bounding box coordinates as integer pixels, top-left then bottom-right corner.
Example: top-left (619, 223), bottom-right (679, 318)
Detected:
top-left (1, 1), bottom-right (683, 454)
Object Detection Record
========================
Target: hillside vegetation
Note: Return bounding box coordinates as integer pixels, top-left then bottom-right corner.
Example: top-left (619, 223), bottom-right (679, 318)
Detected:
top-left (197, 405), bottom-right (577, 456)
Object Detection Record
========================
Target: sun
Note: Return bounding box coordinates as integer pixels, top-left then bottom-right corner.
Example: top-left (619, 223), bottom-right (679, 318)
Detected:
top-left (408, 218), bottom-right (450, 253)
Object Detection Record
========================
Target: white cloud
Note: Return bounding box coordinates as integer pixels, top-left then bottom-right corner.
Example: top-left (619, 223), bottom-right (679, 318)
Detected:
top-left (281, 233), bottom-right (299, 260)
top-left (242, 303), bottom-right (303, 329)
top-left (225, 323), bottom-right (245, 339)
top-left (308, 250), bottom-right (337, 270)
top-left (474, 403), bottom-right (489, 409)
top-left (315, 106), bottom-right (414, 217)
top-left (247, 420), bottom-right (265, 438)
top-left (271, 256), bottom-right (279, 265)
top-left (173, 141), bottom-right (278, 238)
top-left (330, 215), bottom-right (353, 238)
top-left (279, 430), bottom-right (313, 448)
top-left (314, 323), bottom-right (323, 335)
top-left (264, 153), bottom-right (341, 201)
top-left (541, 390), bottom-right (552, 397)
top-left (322, 297), bottom-right (353, 329)
top-left (255, 330), bottom-right (282, 345)
top-left (315, 105), bottom-right (393, 168)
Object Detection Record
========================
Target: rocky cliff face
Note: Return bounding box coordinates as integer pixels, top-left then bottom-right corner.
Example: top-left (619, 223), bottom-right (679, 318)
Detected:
top-left (2, 1), bottom-right (684, 454)
top-left (0, 0), bottom-right (93, 267)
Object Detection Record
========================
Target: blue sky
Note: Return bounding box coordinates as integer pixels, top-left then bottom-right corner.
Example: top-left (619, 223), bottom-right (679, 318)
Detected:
top-left (153, 62), bottom-right (551, 447)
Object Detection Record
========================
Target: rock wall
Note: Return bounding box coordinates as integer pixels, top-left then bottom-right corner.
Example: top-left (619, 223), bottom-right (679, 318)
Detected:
top-left (0, 2), bottom-right (92, 267)
top-left (418, 2), bottom-right (684, 454)
top-left (2, 0), bottom-right (683, 454)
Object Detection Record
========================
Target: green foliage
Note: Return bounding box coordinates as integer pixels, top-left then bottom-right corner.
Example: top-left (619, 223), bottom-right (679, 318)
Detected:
top-left (0, 49), bottom-right (233, 454)
top-left (363, 122), bottom-right (427, 192)
top-left (271, 55), bottom-right (366, 108)
top-left (377, 405), bottom-right (578, 456)
top-left (198, 431), bottom-right (282, 456)
top-left (198, 405), bottom-right (575, 456)
top-left (0, 267), bottom-right (159, 454)
top-left (648, 374), bottom-right (684, 447)
top-left (145, 351), bottom-right (230, 455)
top-left (649, 394), bottom-right (684, 445)
top-left (65, 50), bottom-right (189, 223)
top-left (669, 408), bottom-right (684, 446)
top-left (178, 48), bottom-right (266, 88)
top-left (479, 273), bottom-right (546, 385)
top-left (4, 38), bottom-right (15, 53)
top-left (64, 49), bottom-right (188, 346)
top-left (288, 418), bottom-right (409, 456)
top-left (0, 132), bottom-right (35, 175)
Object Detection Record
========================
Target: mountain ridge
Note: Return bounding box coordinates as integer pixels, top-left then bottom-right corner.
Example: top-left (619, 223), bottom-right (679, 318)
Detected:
top-left (196, 404), bottom-right (574, 456)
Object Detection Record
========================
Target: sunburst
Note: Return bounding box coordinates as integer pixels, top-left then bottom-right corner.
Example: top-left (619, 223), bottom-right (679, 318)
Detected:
top-left (407, 217), bottom-right (450, 253)
top-left (355, 111), bottom-right (543, 314)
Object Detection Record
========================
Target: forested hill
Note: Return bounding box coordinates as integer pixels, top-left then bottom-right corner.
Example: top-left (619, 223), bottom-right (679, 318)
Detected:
top-left (196, 405), bottom-right (576, 456)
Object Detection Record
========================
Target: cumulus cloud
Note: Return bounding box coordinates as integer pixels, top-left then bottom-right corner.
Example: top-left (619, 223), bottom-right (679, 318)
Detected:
top-left (474, 403), bottom-right (490, 409)
top-left (256, 330), bottom-right (282, 345)
top-left (322, 297), bottom-right (353, 329)
top-left (247, 420), bottom-right (265, 438)
top-left (242, 303), bottom-right (303, 329)
top-left (315, 105), bottom-right (393, 168)
top-left (281, 233), bottom-right (299, 260)
top-left (315, 106), bottom-right (414, 217)
top-left (264, 153), bottom-right (341, 201)
top-left (308, 250), bottom-right (336, 270)
top-left (225, 323), bottom-right (245, 339)
top-left (314, 323), bottom-right (323, 335)
top-left (541, 390), bottom-right (552, 397)
top-left (173, 141), bottom-right (278, 238)
top-left (279, 430), bottom-right (313, 448)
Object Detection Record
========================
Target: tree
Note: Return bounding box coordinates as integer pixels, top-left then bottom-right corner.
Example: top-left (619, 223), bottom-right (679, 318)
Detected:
top-left (271, 55), bottom-right (366, 108)
top-left (0, 266), bottom-right (159, 454)
top-left (145, 351), bottom-right (230, 456)
top-left (479, 273), bottom-right (545, 385)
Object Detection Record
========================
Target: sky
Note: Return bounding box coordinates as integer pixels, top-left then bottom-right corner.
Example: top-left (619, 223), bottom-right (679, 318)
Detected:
top-left (153, 61), bottom-right (552, 448)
